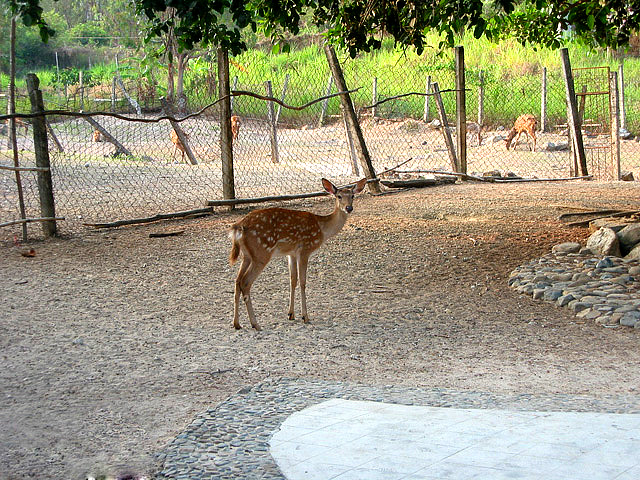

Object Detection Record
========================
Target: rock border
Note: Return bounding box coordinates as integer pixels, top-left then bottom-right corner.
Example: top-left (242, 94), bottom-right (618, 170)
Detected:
top-left (509, 245), bottom-right (640, 328)
top-left (154, 377), bottom-right (640, 479)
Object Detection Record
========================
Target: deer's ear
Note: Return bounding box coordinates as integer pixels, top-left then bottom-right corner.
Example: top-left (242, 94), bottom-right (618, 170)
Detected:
top-left (353, 178), bottom-right (367, 194)
top-left (322, 178), bottom-right (337, 194)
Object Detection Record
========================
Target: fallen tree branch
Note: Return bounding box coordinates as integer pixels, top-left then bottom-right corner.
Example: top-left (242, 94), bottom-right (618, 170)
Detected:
top-left (564, 210), bottom-right (640, 228)
top-left (149, 230), bottom-right (185, 238)
top-left (494, 175), bottom-right (593, 183)
top-left (83, 207), bottom-right (213, 229)
top-left (558, 209), bottom-right (627, 221)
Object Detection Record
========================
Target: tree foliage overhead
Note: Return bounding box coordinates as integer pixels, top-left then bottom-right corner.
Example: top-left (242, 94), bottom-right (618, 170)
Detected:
top-left (6, 0), bottom-right (640, 55)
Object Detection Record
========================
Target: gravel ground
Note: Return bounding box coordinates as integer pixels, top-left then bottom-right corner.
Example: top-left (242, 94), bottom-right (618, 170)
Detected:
top-left (1, 181), bottom-right (639, 480)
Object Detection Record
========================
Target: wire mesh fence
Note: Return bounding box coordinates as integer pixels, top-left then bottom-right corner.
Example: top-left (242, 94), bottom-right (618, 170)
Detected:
top-left (1, 45), bottom-right (639, 243)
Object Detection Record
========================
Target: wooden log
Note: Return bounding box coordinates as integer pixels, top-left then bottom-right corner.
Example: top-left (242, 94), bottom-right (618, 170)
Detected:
top-left (0, 216), bottom-right (65, 228)
top-left (381, 178), bottom-right (455, 188)
top-left (84, 207), bottom-right (214, 228)
top-left (559, 209), bottom-right (627, 221)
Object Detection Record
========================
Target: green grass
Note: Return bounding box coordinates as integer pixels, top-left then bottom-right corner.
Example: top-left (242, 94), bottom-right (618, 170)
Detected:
top-left (3, 33), bottom-right (640, 132)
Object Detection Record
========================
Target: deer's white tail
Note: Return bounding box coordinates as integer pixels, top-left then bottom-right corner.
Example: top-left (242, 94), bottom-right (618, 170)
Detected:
top-left (228, 226), bottom-right (243, 265)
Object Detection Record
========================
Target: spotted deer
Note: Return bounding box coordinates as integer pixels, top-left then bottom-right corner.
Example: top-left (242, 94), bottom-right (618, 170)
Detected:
top-left (170, 128), bottom-right (189, 162)
top-left (229, 177), bottom-right (368, 330)
top-left (92, 129), bottom-right (103, 142)
top-left (505, 114), bottom-right (537, 151)
top-left (231, 115), bottom-right (240, 143)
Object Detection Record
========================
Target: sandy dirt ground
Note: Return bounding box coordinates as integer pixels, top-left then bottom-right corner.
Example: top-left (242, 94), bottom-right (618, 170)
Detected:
top-left (1, 181), bottom-right (639, 480)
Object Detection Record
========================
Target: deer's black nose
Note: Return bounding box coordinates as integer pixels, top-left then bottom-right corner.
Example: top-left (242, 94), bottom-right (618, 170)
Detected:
top-left (345, 205), bottom-right (353, 213)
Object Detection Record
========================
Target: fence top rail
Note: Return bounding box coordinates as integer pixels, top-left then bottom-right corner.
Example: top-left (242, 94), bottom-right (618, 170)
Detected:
top-left (0, 88), bottom-right (360, 125)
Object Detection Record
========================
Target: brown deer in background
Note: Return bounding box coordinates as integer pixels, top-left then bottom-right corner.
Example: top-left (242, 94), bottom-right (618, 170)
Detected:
top-left (506, 114), bottom-right (537, 152)
top-left (229, 177), bottom-right (368, 330)
top-left (231, 115), bottom-right (240, 143)
top-left (170, 128), bottom-right (189, 162)
top-left (92, 129), bottom-right (103, 142)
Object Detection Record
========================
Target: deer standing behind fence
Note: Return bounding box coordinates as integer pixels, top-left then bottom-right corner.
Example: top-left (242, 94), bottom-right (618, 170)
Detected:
top-left (229, 177), bottom-right (368, 330)
top-left (505, 114), bottom-right (537, 151)
top-left (170, 128), bottom-right (189, 162)
top-left (231, 115), bottom-right (240, 143)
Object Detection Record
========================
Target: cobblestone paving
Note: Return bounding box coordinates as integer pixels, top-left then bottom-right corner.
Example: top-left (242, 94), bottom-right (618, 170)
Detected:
top-left (154, 378), bottom-right (640, 479)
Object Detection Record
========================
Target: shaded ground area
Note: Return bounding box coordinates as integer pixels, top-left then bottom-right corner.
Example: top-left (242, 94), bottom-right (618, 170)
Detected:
top-left (1, 181), bottom-right (639, 480)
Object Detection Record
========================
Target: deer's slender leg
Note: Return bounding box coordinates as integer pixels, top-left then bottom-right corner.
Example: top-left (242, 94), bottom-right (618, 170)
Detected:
top-left (240, 260), bottom-right (268, 330)
top-left (233, 257), bottom-right (251, 329)
top-left (287, 255), bottom-right (298, 320)
top-left (297, 253), bottom-right (311, 323)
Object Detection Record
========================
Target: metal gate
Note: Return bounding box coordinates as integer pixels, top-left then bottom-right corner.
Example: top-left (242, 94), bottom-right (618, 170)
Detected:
top-left (572, 66), bottom-right (620, 180)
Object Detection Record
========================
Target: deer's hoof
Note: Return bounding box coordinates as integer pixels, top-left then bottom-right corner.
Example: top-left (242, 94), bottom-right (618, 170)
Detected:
top-left (252, 324), bottom-right (262, 331)
top-left (302, 316), bottom-right (311, 324)
top-left (288, 313), bottom-right (295, 321)
top-left (233, 323), bottom-right (242, 330)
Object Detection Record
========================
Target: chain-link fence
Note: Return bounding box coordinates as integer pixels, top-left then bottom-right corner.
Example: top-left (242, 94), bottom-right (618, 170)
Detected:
top-left (2, 45), bottom-right (639, 243)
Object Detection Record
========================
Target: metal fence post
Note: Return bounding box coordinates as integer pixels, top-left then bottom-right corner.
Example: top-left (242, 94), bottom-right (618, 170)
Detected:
top-left (26, 74), bottom-right (57, 237)
top-left (618, 62), bottom-right (626, 131)
top-left (218, 48), bottom-right (235, 203)
top-left (610, 71), bottom-right (621, 180)
top-left (265, 80), bottom-right (280, 164)
top-left (541, 67), bottom-right (548, 133)
top-left (423, 75), bottom-right (432, 123)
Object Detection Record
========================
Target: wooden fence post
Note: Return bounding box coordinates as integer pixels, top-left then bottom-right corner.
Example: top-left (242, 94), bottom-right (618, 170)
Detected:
top-left (218, 47), bottom-right (235, 203)
top-left (432, 81), bottom-right (458, 172)
top-left (26, 74), bottom-right (57, 237)
top-left (560, 48), bottom-right (588, 177)
top-left (265, 80), bottom-right (280, 164)
top-left (423, 75), bottom-right (432, 123)
top-left (318, 74), bottom-right (333, 127)
top-left (610, 71), bottom-right (621, 180)
top-left (324, 45), bottom-right (380, 192)
top-left (541, 67), bottom-right (548, 132)
top-left (618, 62), bottom-right (626, 131)
top-left (230, 75), bottom-right (238, 113)
top-left (340, 104), bottom-right (360, 175)
top-left (455, 46), bottom-right (467, 174)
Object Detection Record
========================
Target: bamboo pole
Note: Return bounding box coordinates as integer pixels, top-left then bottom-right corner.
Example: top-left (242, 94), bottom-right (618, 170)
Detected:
top-left (275, 74), bottom-right (290, 124)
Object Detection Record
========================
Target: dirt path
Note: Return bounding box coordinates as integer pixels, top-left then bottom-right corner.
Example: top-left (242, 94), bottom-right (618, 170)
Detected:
top-left (1, 181), bottom-right (639, 479)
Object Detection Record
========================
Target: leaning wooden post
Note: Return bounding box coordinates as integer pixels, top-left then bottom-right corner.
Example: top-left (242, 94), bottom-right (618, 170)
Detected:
top-left (265, 80), bottom-right (280, 164)
top-left (541, 67), bottom-right (548, 132)
top-left (324, 45), bottom-right (380, 192)
top-left (610, 71), bottom-right (621, 180)
top-left (26, 74), bottom-right (57, 237)
top-left (455, 46), bottom-right (467, 174)
top-left (423, 75), bottom-right (432, 123)
top-left (432, 81), bottom-right (458, 172)
top-left (618, 62), bottom-right (626, 131)
top-left (560, 48), bottom-right (588, 177)
top-left (218, 47), bottom-right (235, 203)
